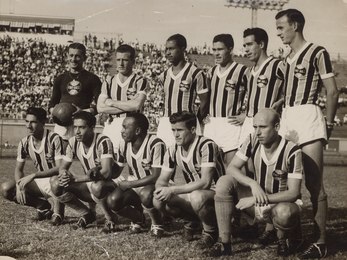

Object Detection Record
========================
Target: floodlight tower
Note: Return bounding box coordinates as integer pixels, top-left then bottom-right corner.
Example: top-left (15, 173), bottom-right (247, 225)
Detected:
top-left (225, 0), bottom-right (289, 27)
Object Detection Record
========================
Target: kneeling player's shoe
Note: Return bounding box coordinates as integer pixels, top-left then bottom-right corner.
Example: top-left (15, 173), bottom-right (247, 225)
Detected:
top-left (73, 211), bottom-right (96, 230)
top-left (207, 242), bottom-right (232, 257)
top-left (101, 219), bottom-right (117, 234)
top-left (129, 222), bottom-right (143, 234)
top-left (277, 239), bottom-right (290, 257)
top-left (257, 229), bottom-right (277, 248)
top-left (183, 222), bottom-right (200, 241)
top-left (34, 209), bottom-right (53, 221)
top-left (51, 213), bottom-right (64, 226)
top-left (150, 224), bottom-right (164, 238)
top-left (298, 243), bottom-right (327, 259)
top-left (196, 231), bottom-right (218, 249)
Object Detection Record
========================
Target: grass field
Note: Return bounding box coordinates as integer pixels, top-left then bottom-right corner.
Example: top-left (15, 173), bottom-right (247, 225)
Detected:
top-left (0, 158), bottom-right (346, 260)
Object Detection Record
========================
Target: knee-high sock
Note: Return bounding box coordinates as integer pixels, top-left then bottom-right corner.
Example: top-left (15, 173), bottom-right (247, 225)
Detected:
top-left (143, 205), bottom-right (162, 225)
top-left (215, 195), bottom-right (235, 243)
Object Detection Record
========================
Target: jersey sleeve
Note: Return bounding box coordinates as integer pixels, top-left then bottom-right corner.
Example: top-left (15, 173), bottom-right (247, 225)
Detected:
top-left (136, 77), bottom-right (149, 96)
top-left (63, 138), bottom-right (75, 162)
top-left (200, 140), bottom-right (218, 168)
top-left (235, 134), bottom-right (255, 161)
top-left (161, 146), bottom-right (176, 172)
top-left (99, 76), bottom-right (111, 98)
top-left (276, 60), bottom-right (286, 80)
top-left (287, 145), bottom-right (303, 179)
top-left (98, 136), bottom-right (114, 159)
top-left (52, 134), bottom-right (64, 161)
top-left (316, 48), bottom-right (334, 79)
top-left (16, 137), bottom-right (28, 162)
top-left (115, 139), bottom-right (127, 167)
top-left (150, 140), bottom-right (166, 168)
top-left (195, 69), bottom-right (209, 94)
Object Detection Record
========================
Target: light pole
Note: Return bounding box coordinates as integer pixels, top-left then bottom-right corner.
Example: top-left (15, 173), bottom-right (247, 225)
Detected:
top-left (225, 0), bottom-right (289, 27)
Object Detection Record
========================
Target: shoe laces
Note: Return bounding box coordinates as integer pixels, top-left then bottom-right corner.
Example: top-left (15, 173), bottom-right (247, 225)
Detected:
top-left (151, 224), bottom-right (164, 235)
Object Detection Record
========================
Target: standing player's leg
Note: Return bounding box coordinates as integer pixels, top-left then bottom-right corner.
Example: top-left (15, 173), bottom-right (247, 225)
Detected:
top-left (301, 141), bottom-right (327, 245)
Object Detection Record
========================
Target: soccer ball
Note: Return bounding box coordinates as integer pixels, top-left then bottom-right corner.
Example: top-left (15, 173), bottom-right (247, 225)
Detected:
top-left (52, 103), bottom-right (76, 126)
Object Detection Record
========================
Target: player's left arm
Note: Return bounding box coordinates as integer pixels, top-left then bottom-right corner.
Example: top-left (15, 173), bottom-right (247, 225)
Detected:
top-left (196, 71), bottom-right (210, 121)
top-left (107, 92), bottom-right (146, 112)
top-left (267, 146), bottom-right (303, 203)
top-left (323, 76), bottom-right (339, 138)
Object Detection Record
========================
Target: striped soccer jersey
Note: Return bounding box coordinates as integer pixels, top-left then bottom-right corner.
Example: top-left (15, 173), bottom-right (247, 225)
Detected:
top-left (100, 73), bottom-right (148, 117)
top-left (160, 62), bottom-right (208, 116)
top-left (162, 136), bottom-right (225, 185)
top-left (283, 42), bottom-right (334, 107)
top-left (115, 134), bottom-right (166, 180)
top-left (236, 135), bottom-right (303, 194)
top-left (17, 129), bottom-right (64, 171)
top-left (245, 57), bottom-right (285, 117)
top-left (64, 133), bottom-right (114, 173)
top-left (207, 62), bottom-right (248, 117)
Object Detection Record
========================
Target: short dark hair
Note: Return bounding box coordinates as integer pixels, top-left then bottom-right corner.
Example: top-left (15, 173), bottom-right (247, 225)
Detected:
top-left (68, 42), bottom-right (87, 57)
top-left (73, 111), bottom-right (96, 128)
top-left (116, 44), bottom-right (136, 61)
top-left (243, 27), bottom-right (268, 51)
top-left (275, 9), bottom-right (305, 32)
top-left (167, 34), bottom-right (187, 50)
top-left (127, 112), bottom-right (149, 135)
top-left (26, 107), bottom-right (47, 124)
top-left (213, 34), bottom-right (234, 49)
top-left (169, 111), bottom-right (196, 130)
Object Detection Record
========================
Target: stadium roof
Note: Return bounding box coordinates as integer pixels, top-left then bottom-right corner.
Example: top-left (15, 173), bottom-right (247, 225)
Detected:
top-left (0, 14), bottom-right (74, 29)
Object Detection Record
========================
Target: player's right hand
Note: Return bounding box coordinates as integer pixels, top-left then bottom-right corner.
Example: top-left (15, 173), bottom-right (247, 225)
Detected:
top-left (58, 170), bottom-right (72, 187)
top-left (17, 173), bottom-right (35, 190)
top-left (250, 182), bottom-right (268, 206)
top-left (16, 183), bottom-right (26, 205)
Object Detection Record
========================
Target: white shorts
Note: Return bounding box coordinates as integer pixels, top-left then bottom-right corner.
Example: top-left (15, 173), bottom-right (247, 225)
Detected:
top-left (157, 117), bottom-right (202, 147)
top-left (102, 117), bottom-right (125, 150)
top-left (54, 124), bottom-right (74, 141)
top-left (253, 199), bottom-right (303, 224)
top-left (239, 116), bottom-right (254, 146)
top-left (204, 117), bottom-right (241, 152)
top-left (34, 178), bottom-right (53, 199)
top-left (279, 104), bottom-right (327, 145)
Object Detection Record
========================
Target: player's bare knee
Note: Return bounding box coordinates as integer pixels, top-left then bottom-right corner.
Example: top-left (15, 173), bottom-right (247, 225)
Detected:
top-left (272, 203), bottom-right (300, 230)
top-left (1, 181), bottom-right (15, 201)
top-left (106, 190), bottom-right (123, 211)
top-left (215, 175), bottom-right (237, 197)
top-left (190, 190), bottom-right (208, 212)
top-left (138, 189), bottom-right (153, 208)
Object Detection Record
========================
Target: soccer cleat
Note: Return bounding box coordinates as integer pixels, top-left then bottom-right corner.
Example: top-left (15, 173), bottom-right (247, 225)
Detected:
top-left (287, 238), bottom-right (304, 254)
top-left (257, 229), bottom-right (277, 247)
top-left (150, 224), bottom-right (164, 238)
top-left (34, 209), bottom-right (53, 221)
top-left (182, 222), bottom-right (200, 241)
top-left (51, 213), bottom-right (64, 226)
top-left (277, 239), bottom-right (290, 256)
top-left (196, 231), bottom-right (218, 249)
top-left (73, 211), bottom-right (96, 230)
top-left (101, 219), bottom-right (117, 234)
top-left (129, 222), bottom-right (143, 234)
top-left (207, 242), bottom-right (232, 257)
top-left (298, 243), bottom-right (327, 259)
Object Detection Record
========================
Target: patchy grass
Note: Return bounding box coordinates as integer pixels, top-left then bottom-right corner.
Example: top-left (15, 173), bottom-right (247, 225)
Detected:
top-left (0, 159), bottom-right (346, 259)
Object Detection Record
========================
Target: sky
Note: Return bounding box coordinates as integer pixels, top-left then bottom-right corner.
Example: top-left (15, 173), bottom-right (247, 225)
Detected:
top-left (0, 0), bottom-right (346, 58)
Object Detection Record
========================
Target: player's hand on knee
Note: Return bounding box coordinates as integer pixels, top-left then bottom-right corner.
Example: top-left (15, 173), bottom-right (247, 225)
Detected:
top-left (58, 170), bottom-right (73, 187)
top-left (154, 187), bottom-right (173, 201)
top-left (236, 197), bottom-right (255, 210)
top-left (250, 182), bottom-right (269, 206)
top-left (15, 183), bottom-right (26, 205)
top-left (17, 173), bottom-right (35, 190)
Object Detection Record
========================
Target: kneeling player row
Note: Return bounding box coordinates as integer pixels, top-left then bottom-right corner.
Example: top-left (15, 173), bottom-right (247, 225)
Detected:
top-left (1, 107), bottom-right (314, 258)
